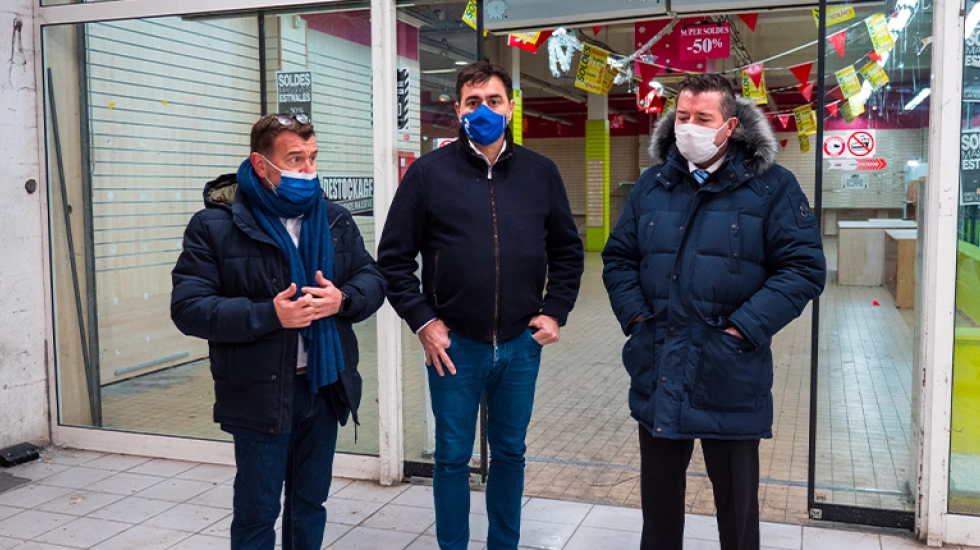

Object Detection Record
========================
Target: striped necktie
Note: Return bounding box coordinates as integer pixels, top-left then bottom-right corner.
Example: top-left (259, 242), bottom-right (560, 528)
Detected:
top-left (692, 169), bottom-right (710, 185)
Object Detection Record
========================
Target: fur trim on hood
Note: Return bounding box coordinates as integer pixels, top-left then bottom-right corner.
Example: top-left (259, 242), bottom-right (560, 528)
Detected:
top-left (649, 97), bottom-right (778, 176)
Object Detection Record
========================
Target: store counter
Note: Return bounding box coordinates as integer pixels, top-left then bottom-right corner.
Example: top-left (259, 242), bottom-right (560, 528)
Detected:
top-left (837, 219), bottom-right (917, 285)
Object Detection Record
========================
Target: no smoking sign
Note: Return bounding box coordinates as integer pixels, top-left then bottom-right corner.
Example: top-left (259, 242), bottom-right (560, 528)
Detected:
top-left (823, 130), bottom-right (876, 158)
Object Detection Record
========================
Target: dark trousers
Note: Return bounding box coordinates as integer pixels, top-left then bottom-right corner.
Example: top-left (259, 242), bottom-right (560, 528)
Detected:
top-left (638, 427), bottom-right (760, 550)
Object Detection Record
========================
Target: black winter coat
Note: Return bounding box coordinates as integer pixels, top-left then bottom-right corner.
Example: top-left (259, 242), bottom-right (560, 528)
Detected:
top-left (377, 132), bottom-right (584, 344)
top-left (171, 175), bottom-right (386, 435)
top-left (602, 99), bottom-right (826, 440)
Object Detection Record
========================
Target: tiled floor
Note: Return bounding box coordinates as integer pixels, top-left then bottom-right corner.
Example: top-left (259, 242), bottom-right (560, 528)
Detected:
top-left (95, 238), bottom-right (916, 523)
top-left (0, 448), bottom-right (964, 550)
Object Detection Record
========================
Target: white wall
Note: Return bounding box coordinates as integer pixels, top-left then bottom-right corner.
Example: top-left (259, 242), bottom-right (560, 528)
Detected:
top-left (0, 0), bottom-right (50, 447)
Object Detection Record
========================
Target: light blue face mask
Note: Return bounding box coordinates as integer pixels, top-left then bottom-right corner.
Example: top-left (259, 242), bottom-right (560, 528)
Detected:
top-left (461, 104), bottom-right (508, 146)
top-left (261, 156), bottom-right (321, 206)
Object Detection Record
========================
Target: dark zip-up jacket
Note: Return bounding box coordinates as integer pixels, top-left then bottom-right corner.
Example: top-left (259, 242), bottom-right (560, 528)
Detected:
top-left (171, 174), bottom-right (386, 434)
top-left (377, 131), bottom-right (584, 344)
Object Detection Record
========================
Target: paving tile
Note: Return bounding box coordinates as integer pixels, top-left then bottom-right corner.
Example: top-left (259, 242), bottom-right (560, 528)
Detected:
top-left (0, 510), bottom-right (74, 539)
top-left (200, 514), bottom-right (231, 537)
top-left (81, 455), bottom-right (151, 472)
top-left (564, 526), bottom-right (642, 550)
top-left (685, 513), bottom-right (720, 542)
top-left (0, 509), bottom-right (16, 524)
top-left (581, 504), bottom-right (643, 532)
top-left (331, 481), bottom-right (409, 504)
top-left (880, 534), bottom-right (929, 549)
top-left (76, 472), bottom-right (164, 496)
top-left (330, 526), bottom-right (417, 550)
top-left (760, 521), bottom-right (804, 550)
top-left (404, 535), bottom-right (483, 550)
top-left (36, 490), bottom-right (125, 516)
top-left (134, 479), bottom-right (215, 502)
top-left (9, 543), bottom-right (76, 549)
top-left (127, 459), bottom-right (197, 478)
top-left (5, 462), bottom-right (70, 483)
top-left (34, 468), bottom-right (117, 491)
top-left (0, 537), bottom-right (20, 550)
top-left (0, 485), bottom-right (72, 509)
top-left (92, 524), bottom-right (191, 550)
top-left (361, 504), bottom-right (434, 534)
top-left (42, 450), bottom-right (103, 467)
top-left (424, 514), bottom-right (490, 543)
top-left (520, 498), bottom-right (592, 525)
top-left (513, 519), bottom-right (577, 550)
top-left (163, 534), bottom-right (227, 549)
top-left (684, 539), bottom-right (722, 550)
top-left (87, 496), bottom-right (176, 524)
top-left (174, 465), bottom-right (236, 484)
top-left (328, 479), bottom-right (352, 496)
top-left (186, 485), bottom-right (234, 510)
top-left (143, 503), bottom-right (231, 533)
top-left (390, 485), bottom-right (434, 509)
top-left (325, 498), bottom-right (386, 526)
top-left (802, 526), bottom-right (882, 550)
top-left (321, 522), bottom-right (354, 548)
top-left (33, 517), bottom-right (131, 548)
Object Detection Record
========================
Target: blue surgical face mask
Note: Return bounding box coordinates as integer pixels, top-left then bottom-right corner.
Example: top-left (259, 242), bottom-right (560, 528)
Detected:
top-left (461, 104), bottom-right (508, 146)
top-left (261, 156), bottom-right (321, 206)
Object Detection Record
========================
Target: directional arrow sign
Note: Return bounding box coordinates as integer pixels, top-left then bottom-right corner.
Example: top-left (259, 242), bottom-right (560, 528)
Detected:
top-left (827, 158), bottom-right (887, 171)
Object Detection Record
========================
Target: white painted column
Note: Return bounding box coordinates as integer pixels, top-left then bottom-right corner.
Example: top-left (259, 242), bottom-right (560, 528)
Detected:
top-left (1, 0), bottom-right (50, 449)
top-left (915, 0), bottom-right (962, 543)
top-left (588, 91), bottom-right (608, 120)
top-left (371, 0), bottom-right (404, 486)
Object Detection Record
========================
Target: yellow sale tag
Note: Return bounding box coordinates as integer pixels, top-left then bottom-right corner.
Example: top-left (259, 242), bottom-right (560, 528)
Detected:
top-left (859, 61), bottom-right (889, 91)
top-left (813, 6), bottom-right (856, 28)
top-left (865, 13), bottom-right (895, 56)
top-left (462, 0), bottom-right (478, 30)
top-left (741, 71), bottom-right (768, 106)
top-left (799, 134), bottom-right (811, 153)
top-left (842, 100), bottom-right (865, 124)
top-left (575, 44), bottom-right (614, 95)
top-left (794, 104), bottom-right (816, 136)
top-left (836, 66), bottom-right (862, 99)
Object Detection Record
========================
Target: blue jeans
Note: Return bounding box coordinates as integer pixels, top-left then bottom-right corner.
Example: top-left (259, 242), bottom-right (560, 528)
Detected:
top-left (229, 374), bottom-right (339, 550)
top-left (428, 329), bottom-right (542, 550)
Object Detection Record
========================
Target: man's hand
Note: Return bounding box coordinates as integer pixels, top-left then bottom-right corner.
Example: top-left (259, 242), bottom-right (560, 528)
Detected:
top-left (529, 315), bottom-right (560, 345)
top-left (419, 319), bottom-right (456, 377)
top-left (725, 326), bottom-right (745, 340)
top-left (302, 271), bottom-right (343, 320)
top-left (274, 283), bottom-right (315, 328)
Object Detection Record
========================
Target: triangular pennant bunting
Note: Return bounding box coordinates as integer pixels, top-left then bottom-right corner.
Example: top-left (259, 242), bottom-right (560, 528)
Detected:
top-left (829, 86), bottom-right (845, 102)
top-left (827, 102), bottom-right (840, 117)
top-left (593, 25), bottom-right (603, 36)
top-left (743, 63), bottom-right (764, 88)
top-left (780, 139), bottom-right (789, 149)
top-left (829, 30), bottom-right (847, 57)
top-left (868, 50), bottom-right (882, 62)
top-left (778, 114), bottom-right (791, 129)
top-left (637, 62), bottom-right (661, 80)
top-left (797, 82), bottom-right (814, 102)
top-left (738, 13), bottom-right (759, 32)
top-left (790, 62), bottom-right (814, 87)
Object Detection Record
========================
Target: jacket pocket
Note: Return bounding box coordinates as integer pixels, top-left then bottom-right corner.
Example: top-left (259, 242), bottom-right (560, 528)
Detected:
top-left (691, 325), bottom-right (766, 412)
top-left (622, 319), bottom-right (657, 396)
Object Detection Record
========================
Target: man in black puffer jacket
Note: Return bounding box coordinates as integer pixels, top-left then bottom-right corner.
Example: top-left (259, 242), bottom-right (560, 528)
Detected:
top-left (171, 114), bottom-right (385, 550)
top-left (603, 74), bottom-right (825, 550)
top-left (377, 62), bottom-right (584, 550)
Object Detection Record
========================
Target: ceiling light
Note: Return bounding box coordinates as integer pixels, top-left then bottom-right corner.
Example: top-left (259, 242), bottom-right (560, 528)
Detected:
top-left (904, 88), bottom-right (931, 111)
top-left (438, 93), bottom-right (451, 102)
top-left (455, 60), bottom-right (468, 65)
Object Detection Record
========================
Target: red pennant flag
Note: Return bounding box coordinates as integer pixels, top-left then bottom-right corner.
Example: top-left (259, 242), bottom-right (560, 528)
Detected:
top-left (829, 30), bottom-right (847, 58)
top-left (868, 50), bottom-right (882, 62)
top-left (592, 25), bottom-right (603, 36)
top-left (827, 102), bottom-right (840, 117)
top-left (778, 114), bottom-right (791, 129)
top-left (780, 139), bottom-right (789, 149)
top-left (829, 86), bottom-right (845, 102)
top-left (789, 62), bottom-right (813, 87)
top-left (873, 300), bottom-right (881, 306)
top-left (637, 62), bottom-right (661, 80)
top-left (738, 13), bottom-right (759, 32)
top-left (743, 63), bottom-right (764, 88)
top-left (797, 82), bottom-right (814, 102)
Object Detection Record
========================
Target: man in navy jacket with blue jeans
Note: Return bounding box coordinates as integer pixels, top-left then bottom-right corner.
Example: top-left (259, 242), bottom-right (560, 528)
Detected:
top-left (377, 61), bottom-right (584, 550)
top-left (603, 75), bottom-right (826, 550)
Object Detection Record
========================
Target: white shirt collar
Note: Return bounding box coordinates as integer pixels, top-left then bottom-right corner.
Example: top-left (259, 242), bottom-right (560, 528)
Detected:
top-left (468, 139), bottom-right (508, 166)
top-left (688, 154), bottom-right (727, 176)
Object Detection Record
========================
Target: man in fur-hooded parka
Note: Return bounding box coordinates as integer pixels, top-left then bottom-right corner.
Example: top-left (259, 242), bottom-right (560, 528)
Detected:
top-left (602, 74), bottom-right (825, 550)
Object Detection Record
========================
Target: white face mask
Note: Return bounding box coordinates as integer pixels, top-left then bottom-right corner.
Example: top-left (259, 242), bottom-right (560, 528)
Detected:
top-left (674, 118), bottom-right (732, 165)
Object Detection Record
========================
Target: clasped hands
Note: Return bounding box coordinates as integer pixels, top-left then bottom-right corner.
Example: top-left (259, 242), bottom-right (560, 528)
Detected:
top-left (274, 271), bottom-right (343, 329)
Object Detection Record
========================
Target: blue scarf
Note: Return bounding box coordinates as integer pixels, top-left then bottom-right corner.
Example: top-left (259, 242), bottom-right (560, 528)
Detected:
top-left (236, 159), bottom-right (345, 393)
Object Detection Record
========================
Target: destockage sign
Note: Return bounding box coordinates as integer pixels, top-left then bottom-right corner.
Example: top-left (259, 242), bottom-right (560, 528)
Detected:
top-left (324, 177), bottom-right (374, 215)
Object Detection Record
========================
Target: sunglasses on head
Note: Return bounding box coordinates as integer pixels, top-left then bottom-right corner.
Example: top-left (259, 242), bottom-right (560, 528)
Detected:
top-left (274, 113), bottom-right (310, 126)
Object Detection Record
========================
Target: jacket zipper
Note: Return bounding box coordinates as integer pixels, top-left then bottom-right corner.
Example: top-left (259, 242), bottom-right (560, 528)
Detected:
top-left (487, 163), bottom-right (500, 350)
top-left (433, 250), bottom-right (440, 306)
